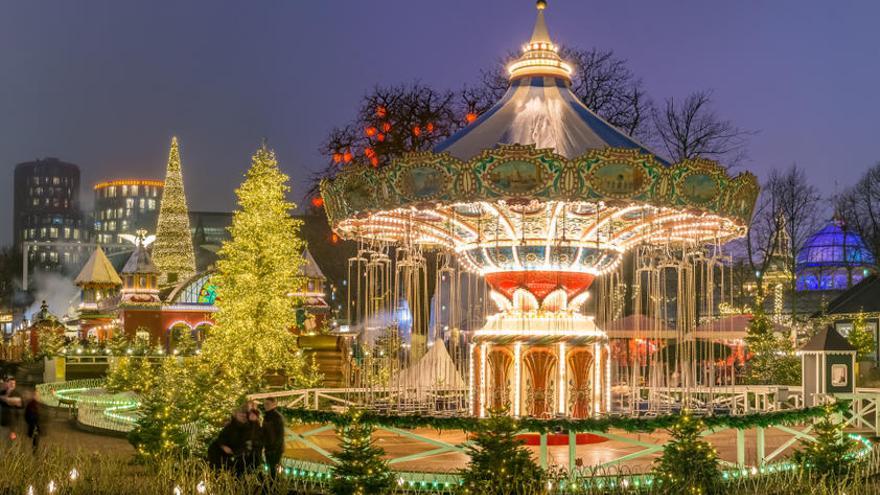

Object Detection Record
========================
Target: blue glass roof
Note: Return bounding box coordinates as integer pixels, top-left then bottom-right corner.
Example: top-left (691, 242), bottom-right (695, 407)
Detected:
top-left (796, 221), bottom-right (875, 271)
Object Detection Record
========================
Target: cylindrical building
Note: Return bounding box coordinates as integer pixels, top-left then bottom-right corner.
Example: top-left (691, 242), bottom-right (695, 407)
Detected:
top-left (93, 179), bottom-right (164, 244)
top-left (13, 158), bottom-right (86, 271)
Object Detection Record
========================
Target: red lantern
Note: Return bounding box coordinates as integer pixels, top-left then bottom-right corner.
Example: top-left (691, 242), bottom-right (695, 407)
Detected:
top-left (376, 133), bottom-right (385, 142)
top-left (364, 147), bottom-right (375, 158)
top-left (311, 196), bottom-right (324, 208)
top-left (370, 157), bottom-right (379, 167)
top-left (343, 150), bottom-right (353, 163)
top-left (412, 126), bottom-right (421, 137)
top-left (364, 126), bottom-right (377, 137)
top-left (332, 153), bottom-right (343, 164)
top-left (426, 122), bottom-right (434, 133)
top-left (466, 113), bottom-right (478, 123)
top-left (376, 106), bottom-right (387, 118)
top-left (330, 233), bottom-right (340, 244)
top-left (382, 122), bottom-right (392, 132)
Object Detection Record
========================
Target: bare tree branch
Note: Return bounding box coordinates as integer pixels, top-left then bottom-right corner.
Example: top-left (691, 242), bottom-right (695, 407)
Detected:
top-left (836, 162), bottom-right (880, 262)
top-left (651, 90), bottom-right (753, 167)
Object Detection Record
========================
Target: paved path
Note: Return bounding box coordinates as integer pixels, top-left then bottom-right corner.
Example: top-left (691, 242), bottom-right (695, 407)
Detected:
top-left (4, 385), bottom-right (134, 456)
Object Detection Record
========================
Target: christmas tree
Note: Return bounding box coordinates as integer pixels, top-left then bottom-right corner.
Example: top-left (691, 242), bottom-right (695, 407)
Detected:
top-left (744, 305), bottom-right (800, 385)
top-left (106, 329), bottom-right (129, 355)
top-left (331, 409), bottom-right (394, 495)
top-left (652, 412), bottom-right (721, 494)
top-left (794, 403), bottom-right (858, 476)
top-left (458, 408), bottom-right (546, 495)
top-left (848, 311), bottom-right (874, 363)
top-left (201, 142), bottom-right (311, 395)
top-left (152, 137), bottom-right (196, 285)
top-left (129, 357), bottom-right (199, 459)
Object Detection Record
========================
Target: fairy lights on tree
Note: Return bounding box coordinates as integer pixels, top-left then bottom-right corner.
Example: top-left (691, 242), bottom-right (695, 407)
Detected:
top-left (652, 411), bottom-right (721, 494)
top-left (794, 402), bottom-right (858, 477)
top-left (458, 408), bottom-right (546, 495)
top-left (201, 141), bottom-right (312, 395)
top-left (151, 137), bottom-right (196, 285)
top-left (330, 409), bottom-right (394, 495)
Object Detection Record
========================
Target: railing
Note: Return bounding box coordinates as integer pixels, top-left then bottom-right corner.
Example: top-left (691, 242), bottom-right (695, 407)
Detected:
top-left (36, 379), bottom-right (141, 433)
top-left (249, 387), bottom-right (469, 416)
top-left (624, 385), bottom-right (805, 415)
top-left (36, 379), bottom-right (107, 407)
top-left (78, 401), bottom-right (138, 433)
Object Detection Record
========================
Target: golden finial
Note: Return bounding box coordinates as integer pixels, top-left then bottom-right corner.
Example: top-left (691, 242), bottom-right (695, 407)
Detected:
top-left (536, 0), bottom-right (547, 11)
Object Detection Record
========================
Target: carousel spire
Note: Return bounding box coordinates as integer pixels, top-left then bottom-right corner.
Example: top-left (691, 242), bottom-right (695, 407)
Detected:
top-left (530, 1), bottom-right (551, 44)
top-left (507, 0), bottom-right (572, 82)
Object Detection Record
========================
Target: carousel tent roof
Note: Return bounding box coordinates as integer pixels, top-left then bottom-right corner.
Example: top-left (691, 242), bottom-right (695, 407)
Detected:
top-left (74, 246), bottom-right (123, 287)
top-left (122, 242), bottom-right (160, 275)
top-left (434, 2), bottom-right (663, 163)
top-left (392, 339), bottom-right (466, 390)
top-left (800, 326), bottom-right (856, 353)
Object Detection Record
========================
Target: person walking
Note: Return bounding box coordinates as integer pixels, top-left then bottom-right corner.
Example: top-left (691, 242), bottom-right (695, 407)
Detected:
top-left (23, 389), bottom-right (44, 452)
top-left (261, 397), bottom-right (285, 479)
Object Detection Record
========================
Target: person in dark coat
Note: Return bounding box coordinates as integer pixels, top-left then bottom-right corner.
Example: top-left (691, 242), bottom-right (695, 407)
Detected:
top-left (261, 397), bottom-right (286, 479)
top-left (23, 389), bottom-right (44, 452)
top-left (243, 405), bottom-right (264, 473)
top-left (207, 407), bottom-right (249, 473)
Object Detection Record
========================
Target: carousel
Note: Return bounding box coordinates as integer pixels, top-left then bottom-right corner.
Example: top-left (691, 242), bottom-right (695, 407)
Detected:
top-left (320, 1), bottom-right (758, 420)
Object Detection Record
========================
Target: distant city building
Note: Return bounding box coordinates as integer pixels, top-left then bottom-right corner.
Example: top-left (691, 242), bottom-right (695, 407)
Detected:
top-left (93, 179), bottom-right (164, 244)
top-left (189, 211), bottom-right (233, 271)
top-left (13, 158), bottom-right (87, 271)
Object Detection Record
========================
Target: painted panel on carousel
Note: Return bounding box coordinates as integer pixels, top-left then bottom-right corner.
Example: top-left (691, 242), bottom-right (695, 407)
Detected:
top-left (340, 173), bottom-right (375, 213)
top-left (590, 161), bottom-right (649, 199)
top-left (484, 159), bottom-right (546, 196)
top-left (396, 163), bottom-right (450, 201)
top-left (678, 171), bottom-right (720, 207)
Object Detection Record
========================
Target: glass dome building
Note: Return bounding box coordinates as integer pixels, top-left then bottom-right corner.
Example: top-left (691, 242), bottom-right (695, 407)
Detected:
top-left (796, 220), bottom-right (876, 291)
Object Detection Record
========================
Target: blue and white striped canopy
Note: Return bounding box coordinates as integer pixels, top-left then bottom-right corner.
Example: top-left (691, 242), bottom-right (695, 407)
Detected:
top-left (434, 76), bottom-right (663, 163)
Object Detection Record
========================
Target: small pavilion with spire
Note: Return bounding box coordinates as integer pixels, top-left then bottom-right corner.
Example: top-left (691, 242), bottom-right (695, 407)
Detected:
top-left (74, 246), bottom-right (123, 340)
top-left (292, 248), bottom-right (331, 332)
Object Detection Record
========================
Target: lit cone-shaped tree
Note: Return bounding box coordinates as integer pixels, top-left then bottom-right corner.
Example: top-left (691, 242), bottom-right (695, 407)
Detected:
top-left (152, 137), bottom-right (196, 285)
top-left (200, 143), bottom-right (310, 410)
top-left (745, 305), bottom-right (800, 385)
top-left (331, 409), bottom-right (394, 495)
top-left (458, 408), bottom-right (546, 495)
top-left (794, 403), bottom-right (858, 477)
top-left (652, 412), bottom-right (721, 494)
top-left (129, 357), bottom-right (197, 459)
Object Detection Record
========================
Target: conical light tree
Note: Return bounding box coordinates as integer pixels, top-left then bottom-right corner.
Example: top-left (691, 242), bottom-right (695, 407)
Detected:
top-left (201, 143), bottom-right (311, 393)
top-left (152, 137), bottom-right (196, 285)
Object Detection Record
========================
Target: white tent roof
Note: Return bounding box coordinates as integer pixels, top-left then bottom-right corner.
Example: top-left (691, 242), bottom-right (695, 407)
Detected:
top-left (392, 339), bottom-right (466, 391)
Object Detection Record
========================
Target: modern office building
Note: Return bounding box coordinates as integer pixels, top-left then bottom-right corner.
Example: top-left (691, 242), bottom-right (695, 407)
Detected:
top-left (13, 158), bottom-right (87, 271)
top-left (93, 179), bottom-right (164, 245)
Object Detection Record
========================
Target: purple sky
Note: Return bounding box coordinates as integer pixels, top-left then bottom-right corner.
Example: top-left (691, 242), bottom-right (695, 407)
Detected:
top-left (2, 0), bottom-right (879, 246)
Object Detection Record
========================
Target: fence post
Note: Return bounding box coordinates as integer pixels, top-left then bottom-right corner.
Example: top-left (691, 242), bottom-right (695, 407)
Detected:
top-left (540, 432), bottom-right (548, 469)
top-left (736, 429), bottom-right (745, 467)
top-left (756, 427), bottom-right (765, 466)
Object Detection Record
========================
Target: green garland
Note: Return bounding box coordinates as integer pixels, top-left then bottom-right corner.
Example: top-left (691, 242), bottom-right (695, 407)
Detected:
top-left (280, 401), bottom-right (848, 434)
